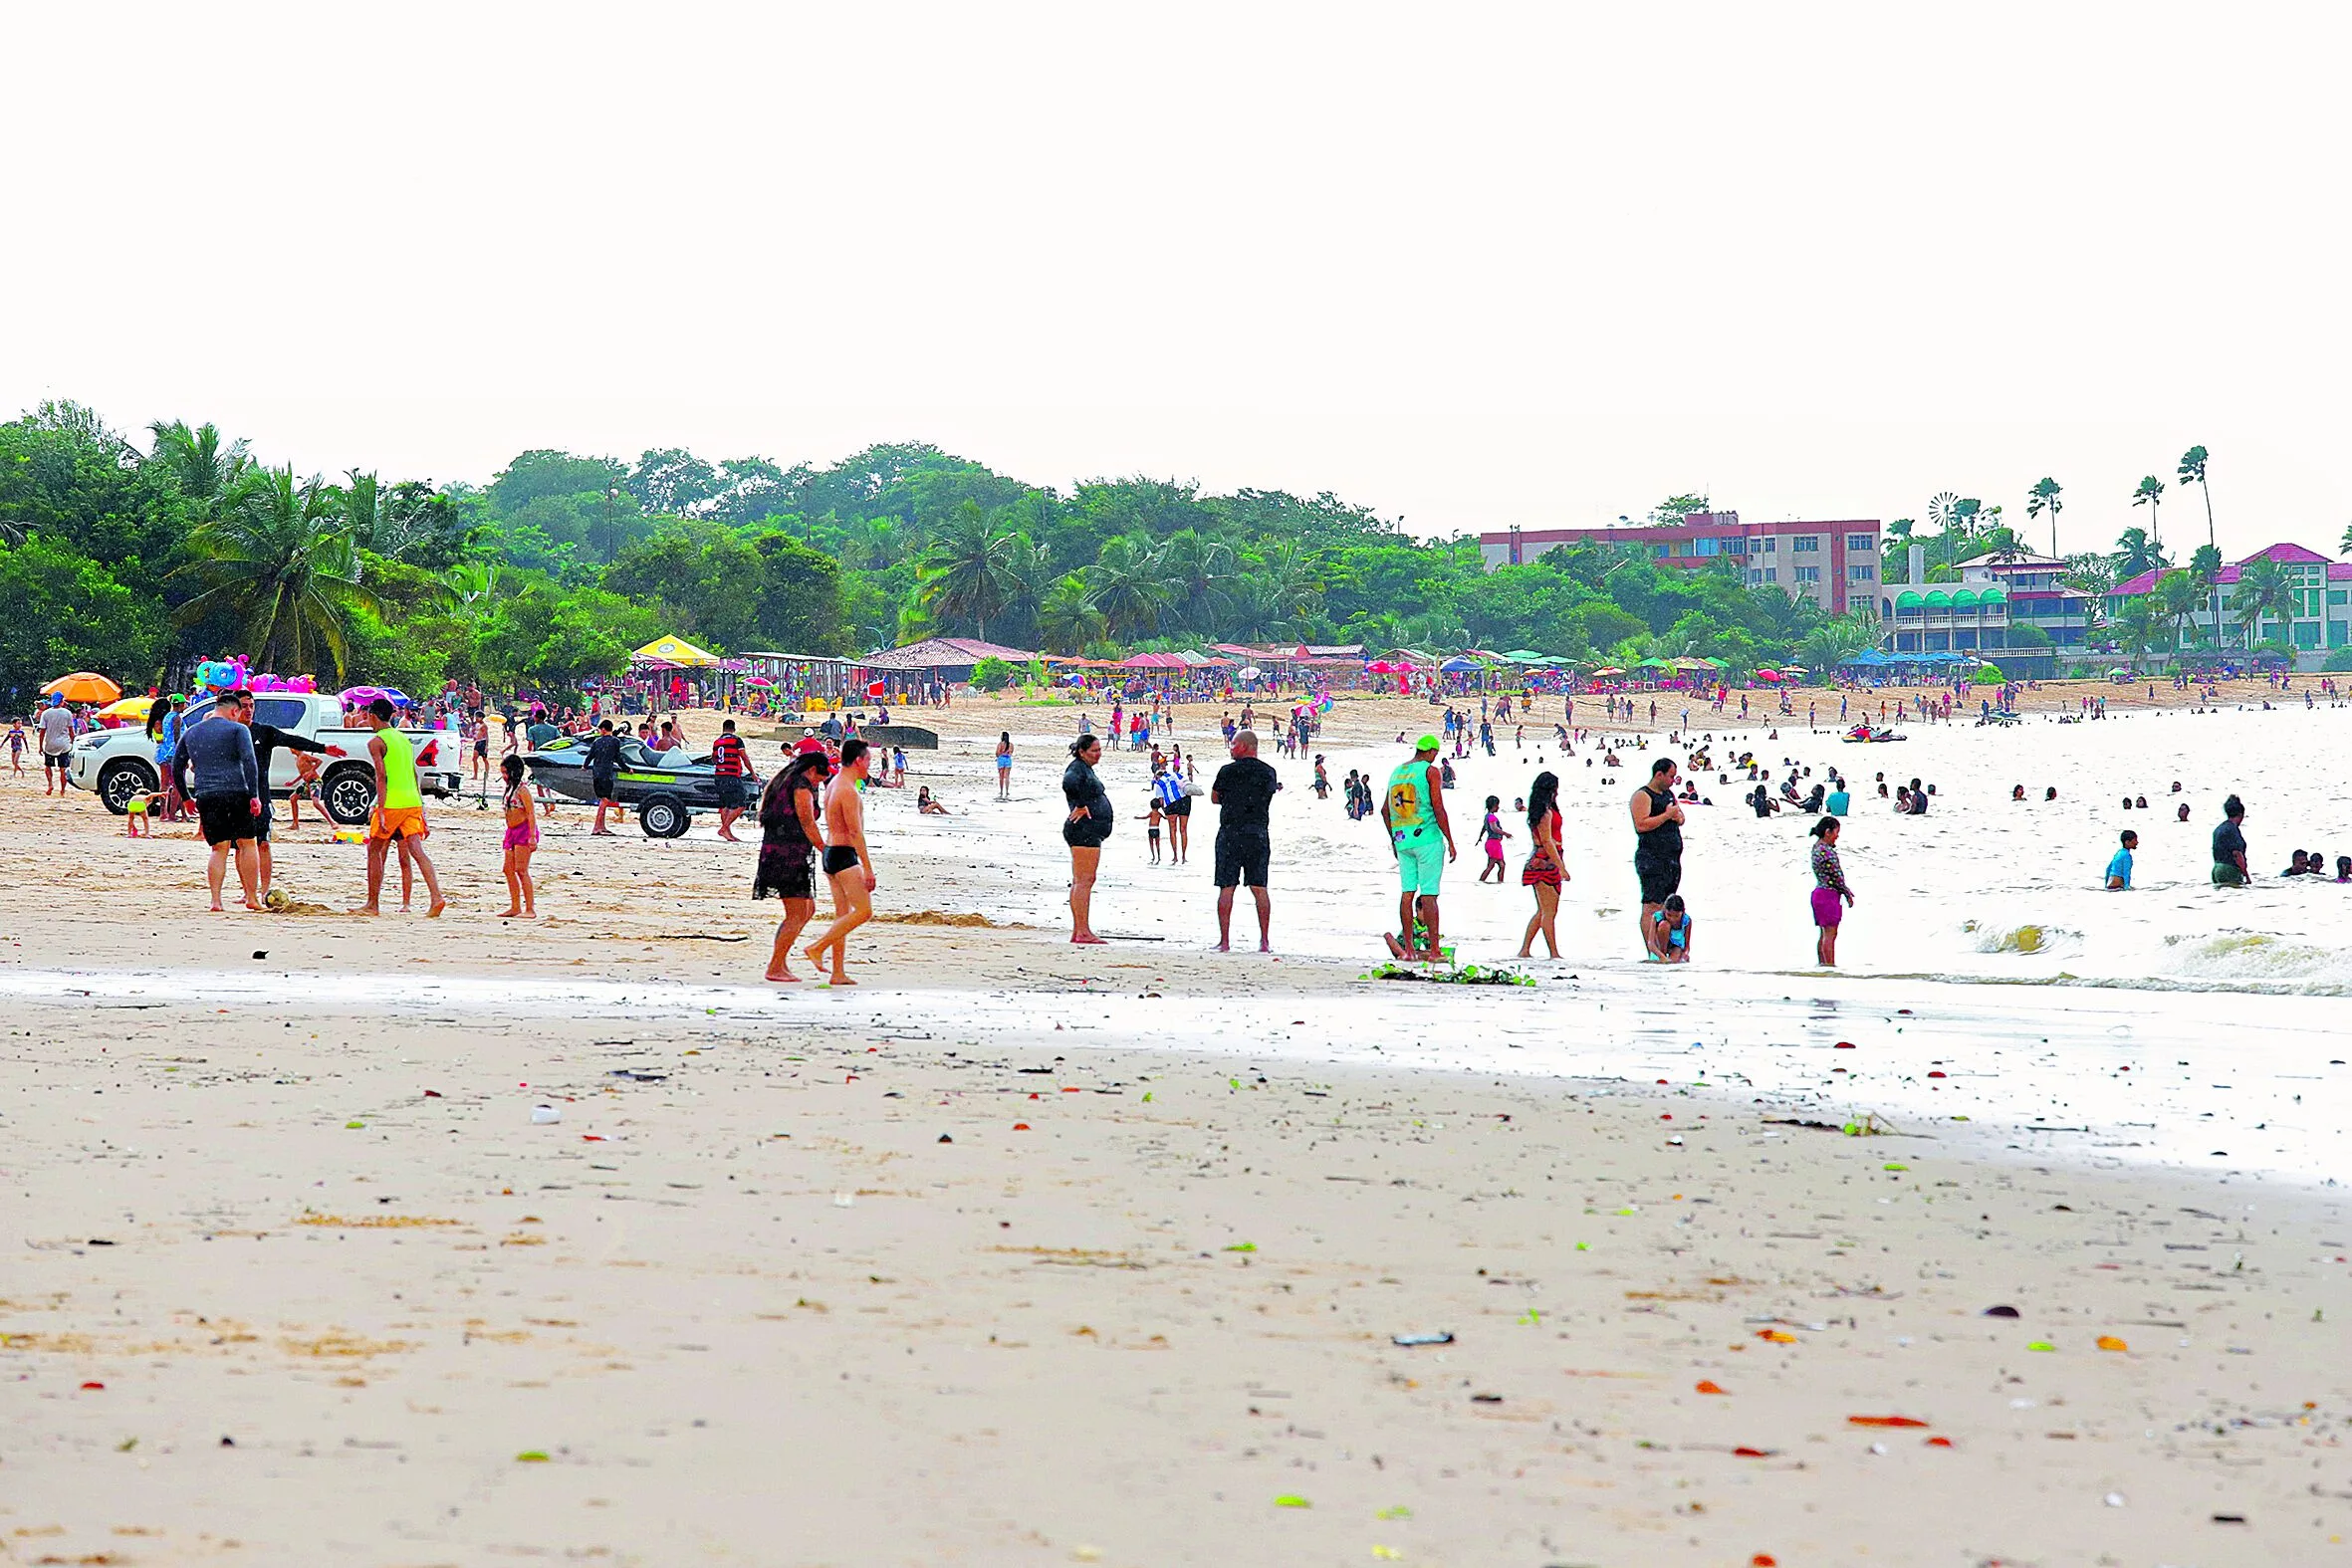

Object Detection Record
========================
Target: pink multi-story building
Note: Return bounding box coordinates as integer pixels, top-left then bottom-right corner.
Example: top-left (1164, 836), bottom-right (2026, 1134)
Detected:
top-left (1478, 511), bottom-right (1883, 617)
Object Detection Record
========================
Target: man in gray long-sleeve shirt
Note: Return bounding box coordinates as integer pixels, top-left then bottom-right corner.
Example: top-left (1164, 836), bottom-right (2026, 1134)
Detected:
top-left (174, 695), bottom-right (263, 912)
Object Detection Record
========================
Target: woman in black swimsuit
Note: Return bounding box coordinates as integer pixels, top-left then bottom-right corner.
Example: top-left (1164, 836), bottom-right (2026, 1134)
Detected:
top-left (754, 748), bottom-right (830, 982)
top-left (1062, 735), bottom-right (1113, 945)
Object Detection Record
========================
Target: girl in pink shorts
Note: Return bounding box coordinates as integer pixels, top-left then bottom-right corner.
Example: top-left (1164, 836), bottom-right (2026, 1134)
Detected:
top-left (499, 754), bottom-right (540, 918)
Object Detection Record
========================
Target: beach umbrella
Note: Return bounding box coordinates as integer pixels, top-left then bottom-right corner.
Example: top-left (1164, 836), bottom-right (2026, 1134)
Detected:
top-left (1589, 666), bottom-right (1626, 677)
top-left (98, 695), bottom-right (154, 722)
top-left (1238, 665), bottom-right (1264, 680)
top-left (42, 671), bottom-right (120, 703)
top-left (338, 685), bottom-right (389, 705)
top-left (1753, 668), bottom-right (1783, 682)
top-left (1438, 655), bottom-right (1485, 672)
top-left (744, 676), bottom-right (774, 687)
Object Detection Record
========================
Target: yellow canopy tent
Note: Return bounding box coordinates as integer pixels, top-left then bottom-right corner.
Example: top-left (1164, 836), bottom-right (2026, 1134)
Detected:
top-left (630, 635), bottom-right (722, 667)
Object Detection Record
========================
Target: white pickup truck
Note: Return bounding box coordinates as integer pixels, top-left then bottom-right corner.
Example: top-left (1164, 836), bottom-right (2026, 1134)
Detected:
top-left (67, 691), bottom-right (466, 823)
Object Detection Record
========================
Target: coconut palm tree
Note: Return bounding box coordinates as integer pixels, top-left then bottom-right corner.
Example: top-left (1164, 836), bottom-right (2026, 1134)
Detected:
top-left (2114, 526), bottom-right (2167, 579)
top-left (1084, 536), bottom-right (1171, 639)
top-left (2112, 593), bottom-right (2165, 672)
top-left (147, 420), bottom-right (252, 519)
top-left (170, 466), bottom-right (377, 676)
top-left (2231, 558), bottom-right (2297, 651)
top-left (1036, 574), bottom-right (1106, 653)
top-left (2153, 568), bottom-right (2202, 653)
top-left (2175, 448), bottom-right (2218, 649)
top-left (2024, 479), bottom-right (2063, 559)
top-left (2131, 475), bottom-right (2166, 555)
top-left (915, 501), bottom-right (1019, 639)
top-left (1156, 530), bottom-right (1237, 634)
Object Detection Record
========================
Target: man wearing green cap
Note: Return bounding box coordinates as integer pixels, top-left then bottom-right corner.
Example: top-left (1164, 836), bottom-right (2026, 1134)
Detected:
top-left (1380, 735), bottom-right (1456, 960)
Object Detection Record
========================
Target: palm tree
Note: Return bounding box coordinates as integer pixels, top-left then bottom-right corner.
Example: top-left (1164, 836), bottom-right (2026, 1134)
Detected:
top-left (2131, 475), bottom-right (2166, 556)
top-left (1253, 539), bottom-right (1323, 630)
top-left (2176, 447), bottom-right (2218, 650)
top-left (2112, 593), bottom-right (2165, 672)
top-left (2231, 558), bottom-right (2296, 651)
top-left (2114, 526), bottom-right (2167, 579)
top-left (1002, 533), bottom-right (1058, 639)
top-left (1984, 526), bottom-right (2031, 564)
top-left (2025, 479), bottom-right (2063, 559)
top-left (1036, 574), bottom-right (1106, 653)
top-left (170, 466), bottom-right (377, 676)
top-left (1157, 530), bottom-right (1236, 634)
top-left (147, 420), bottom-right (252, 518)
top-left (2152, 569), bottom-right (2202, 653)
top-left (1085, 536), bottom-right (1171, 640)
top-left (915, 501), bottom-right (1018, 639)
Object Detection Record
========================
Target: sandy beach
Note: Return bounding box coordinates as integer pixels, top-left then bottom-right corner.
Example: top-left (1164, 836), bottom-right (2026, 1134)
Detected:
top-left (7, 679), bottom-right (2352, 1565)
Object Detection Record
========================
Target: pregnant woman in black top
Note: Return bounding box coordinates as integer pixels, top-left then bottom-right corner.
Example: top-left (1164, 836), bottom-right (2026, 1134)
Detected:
top-left (1062, 735), bottom-right (1113, 944)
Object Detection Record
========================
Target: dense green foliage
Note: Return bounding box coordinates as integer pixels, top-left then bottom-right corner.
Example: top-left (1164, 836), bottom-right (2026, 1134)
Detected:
top-left (3, 400), bottom-right (1913, 704)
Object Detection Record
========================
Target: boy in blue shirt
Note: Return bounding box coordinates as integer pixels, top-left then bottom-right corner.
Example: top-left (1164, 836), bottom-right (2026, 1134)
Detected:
top-left (2105, 829), bottom-right (2137, 890)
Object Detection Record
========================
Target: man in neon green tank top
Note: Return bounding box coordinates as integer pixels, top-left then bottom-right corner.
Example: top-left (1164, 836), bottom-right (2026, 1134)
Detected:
top-left (361, 697), bottom-right (446, 917)
top-left (1379, 735), bottom-right (1455, 961)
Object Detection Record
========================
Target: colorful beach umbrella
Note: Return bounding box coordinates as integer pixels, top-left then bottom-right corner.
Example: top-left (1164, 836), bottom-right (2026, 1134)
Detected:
top-left (42, 671), bottom-right (120, 703)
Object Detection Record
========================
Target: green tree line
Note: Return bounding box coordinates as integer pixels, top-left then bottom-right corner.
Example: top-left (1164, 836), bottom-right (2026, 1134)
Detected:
top-left (4, 400), bottom-right (1884, 704)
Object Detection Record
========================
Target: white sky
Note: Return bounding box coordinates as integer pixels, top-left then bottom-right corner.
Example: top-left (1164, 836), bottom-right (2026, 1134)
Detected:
top-left (7, 2), bottom-right (2348, 561)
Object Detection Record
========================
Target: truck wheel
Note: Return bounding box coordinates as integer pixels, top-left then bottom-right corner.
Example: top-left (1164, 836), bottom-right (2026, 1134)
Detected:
top-left (97, 759), bottom-right (158, 816)
top-left (323, 767), bottom-right (378, 827)
top-left (638, 793), bottom-right (690, 838)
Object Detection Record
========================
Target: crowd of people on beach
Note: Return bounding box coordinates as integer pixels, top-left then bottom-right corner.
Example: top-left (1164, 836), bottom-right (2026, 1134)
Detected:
top-left (27, 656), bottom-right (2352, 985)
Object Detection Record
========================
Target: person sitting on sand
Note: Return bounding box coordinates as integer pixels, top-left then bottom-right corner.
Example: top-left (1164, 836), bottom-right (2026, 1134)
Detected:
top-left (916, 785), bottom-right (950, 816)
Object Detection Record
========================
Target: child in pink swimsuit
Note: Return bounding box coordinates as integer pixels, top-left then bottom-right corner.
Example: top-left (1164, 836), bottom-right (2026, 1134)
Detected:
top-left (499, 754), bottom-right (540, 917)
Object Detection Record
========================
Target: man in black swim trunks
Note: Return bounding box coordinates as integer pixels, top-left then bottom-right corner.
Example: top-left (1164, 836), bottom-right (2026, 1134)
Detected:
top-left (805, 737), bottom-right (875, 984)
top-left (1630, 757), bottom-right (1685, 955)
top-left (588, 720), bottom-right (623, 835)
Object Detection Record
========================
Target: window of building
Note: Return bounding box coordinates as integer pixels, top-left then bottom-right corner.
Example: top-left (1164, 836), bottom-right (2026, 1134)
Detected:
top-left (1846, 534), bottom-right (1874, 553)
top-left (1696, 537), bottom-right (1720, 557)
top-left (1761, 537), bottom-right (1775, 554)
top-left (1791, 536), bottom-right (1820, 553)
top-left (1848, 564), bottom-right (1874, 582)
top-left (1762, 567), bottom-right (1777, 583)
top-left (1794, 564), bottom-right (1821, 582)
top-left (1653, 545), bottom-right (1670, 560)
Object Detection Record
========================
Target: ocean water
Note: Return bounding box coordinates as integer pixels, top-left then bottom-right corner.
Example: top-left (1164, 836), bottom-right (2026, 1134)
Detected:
top-left (978, 701), bottom-right (2352, 997)
top-left (10, 701), bottom-right (2345, 1183)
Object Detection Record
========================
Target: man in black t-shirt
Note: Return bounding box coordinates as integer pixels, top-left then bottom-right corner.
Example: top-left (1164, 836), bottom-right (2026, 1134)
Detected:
top-left (588, 720), bottom-right (624, 835)
top-left (1210, 728), bottom-right (1281, 952)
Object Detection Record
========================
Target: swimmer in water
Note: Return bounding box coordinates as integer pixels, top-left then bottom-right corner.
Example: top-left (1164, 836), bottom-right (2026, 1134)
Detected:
top-left (2105, 829), bottom-right (2137, 890)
